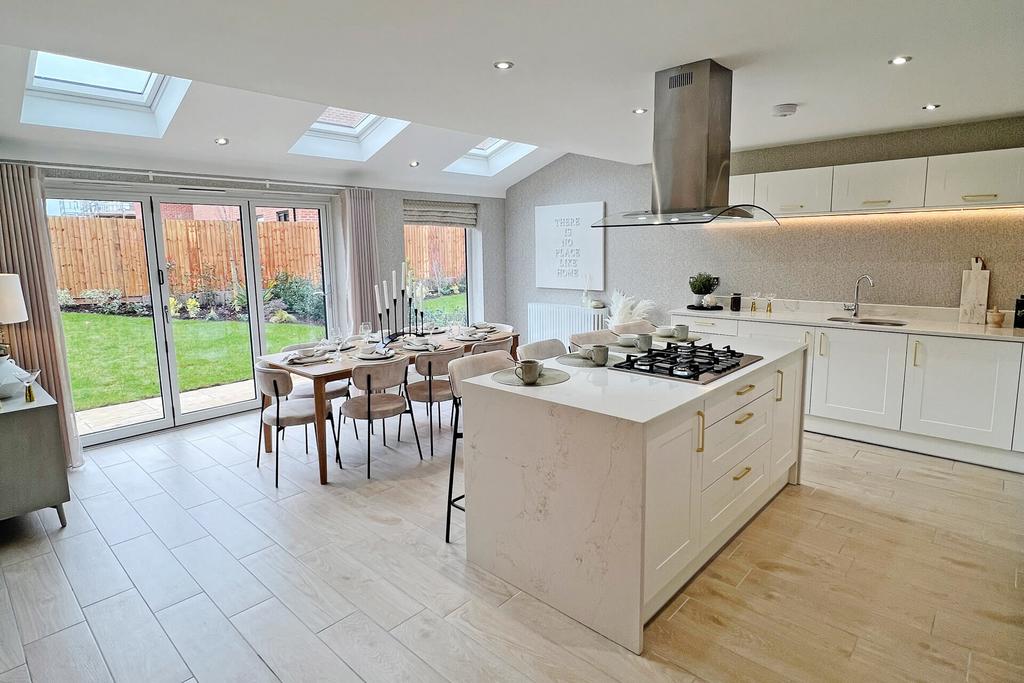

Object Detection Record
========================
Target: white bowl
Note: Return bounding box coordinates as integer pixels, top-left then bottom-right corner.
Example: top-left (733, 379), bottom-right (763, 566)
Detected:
top-left (655, 326), bottom-right (676, 337)
top-left (618, 334), bottom-right (638, 346)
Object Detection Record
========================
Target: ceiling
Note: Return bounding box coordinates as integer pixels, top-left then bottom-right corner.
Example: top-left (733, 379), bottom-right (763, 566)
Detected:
top-left (1, 1), bottom-right (1022, 196)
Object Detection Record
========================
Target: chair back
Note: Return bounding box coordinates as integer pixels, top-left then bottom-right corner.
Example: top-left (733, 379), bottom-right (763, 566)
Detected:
top-left (609, 320), bottom-right (655, 335)
top-left (281, 341), bottom-right (319, 352)
top-left (350, 357), bottom-right (408, 392)
top-left (255, 361), bottom-right (293, 398)
top-left (471, 337), bottom-right (513, 355)
top-left (517, 338), bottom-right (566, 361)
top-left (448, 350), bottom-right (515, 399)
top-left (414, 346), bottom-right (464, 377)
top-left (489, 323), bottom-right (514, 333)
top-left (568, 329), bottom-right (618, 351)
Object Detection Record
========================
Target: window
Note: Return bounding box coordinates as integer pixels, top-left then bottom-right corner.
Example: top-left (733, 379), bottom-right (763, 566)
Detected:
top-left (276, 210), bottom-right (290, 221)
top-left (445, 137), bottom-right (537, 176)
top-left (403, 224), bottom-right (469, 327)
top-left (289, 106), bottom-right (409, 162)
top-left (21, 51), bottom-right (191, 137)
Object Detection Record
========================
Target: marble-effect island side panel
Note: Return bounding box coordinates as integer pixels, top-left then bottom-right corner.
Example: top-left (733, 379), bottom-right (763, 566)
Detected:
top-left (462, 387), bottom-right (647, 653)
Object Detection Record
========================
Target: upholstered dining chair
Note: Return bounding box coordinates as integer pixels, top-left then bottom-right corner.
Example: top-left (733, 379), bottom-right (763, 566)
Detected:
top-left (488, 323), bottom-right (514, 333)
top-left (342, 357), bottom-right (423, 478)
top-left (568, 329), bottom-right (619, 351)
top-left (280, 341), bottom-right (354, 440)
top-left (517, 338), bottom-right (566, 361)
top-left (445, 350), bottom-right (516, 543)
top-left (255, 362), bottom-right (339, 487)
top-left (405, 346), bottom-right (464, 459)
top-left (471, 336), bottom-right (513, 355)
top-left (609, 320), bottom-right (656, 335)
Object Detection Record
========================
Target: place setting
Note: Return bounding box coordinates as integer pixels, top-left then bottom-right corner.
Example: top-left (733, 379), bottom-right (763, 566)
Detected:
top-left (492, 358), bottom-right (571, 387)
top-left (556, 343), bottom-right (624, 368)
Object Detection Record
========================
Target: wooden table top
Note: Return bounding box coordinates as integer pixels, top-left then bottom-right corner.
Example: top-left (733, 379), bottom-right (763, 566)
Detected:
top-left (258, 330), bottom-right (517, 381)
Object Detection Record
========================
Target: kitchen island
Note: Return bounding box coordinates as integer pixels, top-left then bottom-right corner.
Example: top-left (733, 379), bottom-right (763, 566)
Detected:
top-left (461, 338), bottom-right (805, 654)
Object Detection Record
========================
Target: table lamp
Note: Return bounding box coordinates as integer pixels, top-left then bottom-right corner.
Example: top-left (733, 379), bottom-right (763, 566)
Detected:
top-left (0, 274), bottom-right (29, 358)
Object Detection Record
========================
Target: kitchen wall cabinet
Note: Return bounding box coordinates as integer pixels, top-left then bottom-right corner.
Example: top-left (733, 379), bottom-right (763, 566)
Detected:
top-left (737, 321), bottom-right (814, 412)
top-left (643, 416), bottom-right (701, 603)
top-left (831, 157), bottom-right (927, 212)
top-left (771, 354), bottom-right (803, 478)
top-left (753, 166), bottom-right (834, 215)
top-left (809, 327), bottom-right (907, 430)
top-left (902, 335), bottom-right (1022, 449)
top-left (728, 174), bottom-right (755, 205)
top-left (924, 148), bottom-right (1024, 207)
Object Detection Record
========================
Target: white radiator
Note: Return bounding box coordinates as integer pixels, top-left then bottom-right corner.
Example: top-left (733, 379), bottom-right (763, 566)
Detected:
top-left (527, 303), bottom-right (605, 345)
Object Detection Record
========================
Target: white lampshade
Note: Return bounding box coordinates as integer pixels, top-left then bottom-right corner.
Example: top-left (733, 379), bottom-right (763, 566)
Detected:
top-left (0, 274), bottom-right (28, 324)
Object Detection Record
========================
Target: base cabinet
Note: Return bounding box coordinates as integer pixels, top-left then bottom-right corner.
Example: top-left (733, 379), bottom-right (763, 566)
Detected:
top-left (810, 327), bottom-right (907, 430)
top-left (737, 321), bottom-right (814, 412)
top-left (902, 335), bottom-right (1022, 450)
top-left (771, 355), bottom-right (803, 478)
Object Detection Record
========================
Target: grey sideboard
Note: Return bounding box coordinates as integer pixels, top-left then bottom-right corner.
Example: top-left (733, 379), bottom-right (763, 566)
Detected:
top-left (0, 382), bottom-right (69, 526)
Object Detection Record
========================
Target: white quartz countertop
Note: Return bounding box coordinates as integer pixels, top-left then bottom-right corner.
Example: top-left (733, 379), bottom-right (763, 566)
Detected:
top-left (669, 299), bottom-right (1024, 343)
top-left (464, 337), bottom-right (804, 424)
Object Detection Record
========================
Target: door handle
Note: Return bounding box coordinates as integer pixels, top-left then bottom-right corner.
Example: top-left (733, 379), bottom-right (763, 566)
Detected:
top-left (736, 384), bottom-right (756, 396)
top-left (776, 369), bottom-right (784, 402)
top-left (733, 466), bottom-right (752, 481)
top-left (696, 410), bottom-right (705, 453)
top-left (163, 304), bottom-right (171, 325)
top-left (735, 412), bottom-right (754, 425)
top-left (818, 332), bottom-right (827, 356)
top-left (912, 340), bottom-right (921, 367)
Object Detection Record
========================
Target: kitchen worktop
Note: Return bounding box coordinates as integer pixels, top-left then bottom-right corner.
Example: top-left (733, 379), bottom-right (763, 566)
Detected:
top-left (464, 337), bottom-right (805, 423)
top-left (669, 299), bottom-right (1024, 342)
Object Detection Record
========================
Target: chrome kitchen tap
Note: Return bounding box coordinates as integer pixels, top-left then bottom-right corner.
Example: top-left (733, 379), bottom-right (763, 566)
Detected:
top-left (844, 275), bottom-right (875, 317)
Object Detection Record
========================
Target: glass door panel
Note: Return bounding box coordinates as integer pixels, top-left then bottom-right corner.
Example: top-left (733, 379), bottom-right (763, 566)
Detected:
top-left (254, 206), bottom-right (328, 352)
top-left (45, 198), bottom-right (171, 438)
top-left (157, 202), bottom-right (258, 415)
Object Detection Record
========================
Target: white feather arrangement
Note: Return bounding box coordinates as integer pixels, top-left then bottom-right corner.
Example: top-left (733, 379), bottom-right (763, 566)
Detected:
top-left (606, 289), bottom-right (656, 327)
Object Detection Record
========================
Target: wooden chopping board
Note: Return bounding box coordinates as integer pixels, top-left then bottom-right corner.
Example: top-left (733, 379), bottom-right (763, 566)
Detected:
top-left (958, 257), bottom-right (989, 324)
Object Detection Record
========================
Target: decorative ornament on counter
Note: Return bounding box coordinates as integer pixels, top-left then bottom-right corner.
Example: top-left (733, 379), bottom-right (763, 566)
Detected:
top-left (687, 272), bottom-right (723, 310)
top-left (958, 256), bottom-right (989, 325)
top-left (606, 289), bottom-right (656, 328)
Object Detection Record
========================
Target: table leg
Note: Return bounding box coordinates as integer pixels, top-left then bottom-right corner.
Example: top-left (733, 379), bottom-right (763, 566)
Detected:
top-left (314, 378), bottom-right (328, 484)
top-left (262, 394), bottom-right (273, 452)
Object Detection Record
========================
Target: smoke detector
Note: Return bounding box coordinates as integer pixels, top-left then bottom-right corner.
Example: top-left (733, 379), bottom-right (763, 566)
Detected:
top-left (772, 103), bottom-right (798, 117)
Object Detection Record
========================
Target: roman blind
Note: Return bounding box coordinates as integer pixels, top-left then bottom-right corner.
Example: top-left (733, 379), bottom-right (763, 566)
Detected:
top-left (403, 200), bottom-right (477, 227)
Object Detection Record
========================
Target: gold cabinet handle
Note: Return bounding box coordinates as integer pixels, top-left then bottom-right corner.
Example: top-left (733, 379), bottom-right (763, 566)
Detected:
top-left (861, 199), bottom-right (892, 206)
top-left (775, 369), bottom-right (784, 402)
top-left (692, 320), bottom-right (716, 326)
top-left (912, 340), bottom-right (921, 367)
top-left (803, 331), bottom-right (811, 347)
top-left (961, 193), bottom-right (998, 202)
top-left (733, 466), bottom-right (752, 481)
top-left (735, 412), bottom-right (754, 425)
top-left (696, 410), bottom-right (705, 453)
top-left (780, 203), bottom-right (805, 211)
top-left (818, 332), bottom-right (827, 356)
top-left (736, 384), bottom-right (756, 396)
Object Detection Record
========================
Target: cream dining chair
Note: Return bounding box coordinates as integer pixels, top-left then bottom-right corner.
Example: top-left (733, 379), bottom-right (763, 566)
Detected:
top-left (405, 346), bottom-right (464, 459)
top-left (280, 341), bottom-right (355, 441)
top-left (471, 336), bottom-right (513, 355)
top-left (568, 329), bottom-right (618, 351)
top-left (516, 338), bottom-right (566, 361)
top-left (445, 350), bottom-right (516, 543)
top-left (609, 320), bottom-right (656, 335)
top-left (255, 362), bottom-right (339, 487)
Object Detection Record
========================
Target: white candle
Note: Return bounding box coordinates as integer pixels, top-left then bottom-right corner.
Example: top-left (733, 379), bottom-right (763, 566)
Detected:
top-left (374, 284), bottom-right (381, 314)
top-left (401, 262), bottom-right (407, 292)
top-left (382, 280), bottom-right (389, 308)
top-left (392, 270), bottom-right (397, 299)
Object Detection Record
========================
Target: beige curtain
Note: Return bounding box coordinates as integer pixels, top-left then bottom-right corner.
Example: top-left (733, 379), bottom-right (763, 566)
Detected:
top-left (0, 164), bottom-right (82, 467)
top-left (342, 188), bottom-right (381, 330)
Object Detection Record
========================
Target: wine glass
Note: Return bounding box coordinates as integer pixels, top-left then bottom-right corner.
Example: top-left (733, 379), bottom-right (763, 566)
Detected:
top-left (359, 322), bottom-right (372, 340)
top-left (21, 368), bottom-right (40, 403)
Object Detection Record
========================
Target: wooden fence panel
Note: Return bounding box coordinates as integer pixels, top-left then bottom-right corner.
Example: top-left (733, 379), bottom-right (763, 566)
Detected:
top-left (402, 224), bottom-right (467, 284)
top-left (48, 217), bottom-right (325, 298)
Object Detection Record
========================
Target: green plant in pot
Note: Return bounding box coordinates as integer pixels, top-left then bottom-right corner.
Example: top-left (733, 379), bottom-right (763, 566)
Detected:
top-left (688, 272), bottom-right (720, 307)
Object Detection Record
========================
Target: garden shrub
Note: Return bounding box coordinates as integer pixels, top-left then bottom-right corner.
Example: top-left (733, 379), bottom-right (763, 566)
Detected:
top-left (268, 272), bottom-right (324, 323)
top-left (80, 288), bottom-right (123, 315)
top-left (269, 308), bottom-right (297, 324)
top-left (185, 297), bottom-right (201, 319)
top-left (57, 289), bottom-right (74, 308)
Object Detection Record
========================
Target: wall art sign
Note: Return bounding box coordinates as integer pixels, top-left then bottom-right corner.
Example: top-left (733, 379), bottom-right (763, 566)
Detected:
top-left (534, 201), bottom-right (605, 290)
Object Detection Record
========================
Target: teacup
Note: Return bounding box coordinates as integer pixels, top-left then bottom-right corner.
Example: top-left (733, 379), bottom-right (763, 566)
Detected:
top-left (674, 324), bottom-right (689, 339)
top-left (617, 334), bottom-right (638, 347)
top-left (579, 344), bottom-right (609, 366)
top-left (636, 333), bottom-right (653, 352)
top-left (515, 359), bottom-right (544, 385)
top-left (655, 326), bottom-right (676, 337)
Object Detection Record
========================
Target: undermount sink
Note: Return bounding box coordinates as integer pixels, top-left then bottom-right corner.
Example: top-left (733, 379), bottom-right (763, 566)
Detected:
top-left (826, 316), bottom-right (908, 327)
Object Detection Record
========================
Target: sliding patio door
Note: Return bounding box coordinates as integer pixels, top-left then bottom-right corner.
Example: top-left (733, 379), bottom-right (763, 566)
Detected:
top-left (46, 190), bottom-right (331, 444)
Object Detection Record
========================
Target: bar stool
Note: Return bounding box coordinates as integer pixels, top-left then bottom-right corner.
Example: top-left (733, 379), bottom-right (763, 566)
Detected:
top-left (516, 338), bottom-right (566, 361)
top-left (568, 329), bottom-right (618, 351)
top-left (405, 346), bottom-right (464, 459)
top-left (444, 350), bottom-right (515, 543)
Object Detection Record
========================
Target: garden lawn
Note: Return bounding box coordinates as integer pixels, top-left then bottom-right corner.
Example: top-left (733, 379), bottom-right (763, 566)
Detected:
top-left (419, 293), bottom-right (468, 324)
top-left (62, 312), bottom-right (324, 410)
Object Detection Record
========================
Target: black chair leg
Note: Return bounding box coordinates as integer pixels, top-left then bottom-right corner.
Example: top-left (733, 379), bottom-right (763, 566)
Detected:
top-left (274, 426), bottom-right (281, 488)
top-left (256, 404), bottom-right (266, 466)
top-left (428, 402), bottom-right (434, 459)
top-left (366, 419), bottom-right (372, 479)
top-left (445, 400), bottom-right (461, 543)
top-left (352, 418), bottom-right (359, 439)
top-left (398, 413), bottom-right (403, 442)
top-left (407, 407), bottom-right (423, 461)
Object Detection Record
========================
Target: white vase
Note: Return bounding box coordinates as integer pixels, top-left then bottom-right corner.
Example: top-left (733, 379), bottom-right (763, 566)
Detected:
top-left (692, 293), bottom-right (704, 306)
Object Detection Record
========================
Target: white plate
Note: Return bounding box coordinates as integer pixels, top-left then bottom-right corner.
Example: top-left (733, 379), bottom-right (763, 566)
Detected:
top-left (355, 349), bottom-right (396, 361)
top-left (454, 334), bottom-right (486, 342)
top-left (404, 343), bottom-right (436, 351)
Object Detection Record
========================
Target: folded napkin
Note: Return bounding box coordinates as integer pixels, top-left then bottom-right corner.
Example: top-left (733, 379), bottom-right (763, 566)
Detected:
top-left (286, 353), bottom-right (329, 366)
top-left (407, 342), bottom-right (438, 351)
top-left (356, 348), bottom-right (393, 359)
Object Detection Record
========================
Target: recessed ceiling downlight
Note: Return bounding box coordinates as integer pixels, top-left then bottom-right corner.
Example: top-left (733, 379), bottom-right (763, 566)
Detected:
top-left (772, 103), bottom-right (798, 117)
top-left (214, 137), bottom-right (229, 146)
top-left (888, 55), bottom-right (912, 65)
top-left (922, 103), bottom-right (941, 110)
top-left (409, 160), bottom-right (420, 167)
top-left (633, 108), bottom-right (648, 115)
top-left (493, 60), bottom-right (514, 70)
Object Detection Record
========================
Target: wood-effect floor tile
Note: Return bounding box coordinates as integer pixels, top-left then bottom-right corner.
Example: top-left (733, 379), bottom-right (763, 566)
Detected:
top-left (110, 534), bottom-right (200, 612)
top-left (172, 537), bottom-right (269, 617)
top-left (51, 530), bottom-right (132, 607)
top-left (23, 621), bottom-right (111, 682)
top-left (3, 553), bottom-right (83, 645)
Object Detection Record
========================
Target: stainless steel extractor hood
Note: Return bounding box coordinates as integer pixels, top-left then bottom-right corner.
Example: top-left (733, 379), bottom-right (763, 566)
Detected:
top-left (593, 59), bottom-right (777, 228)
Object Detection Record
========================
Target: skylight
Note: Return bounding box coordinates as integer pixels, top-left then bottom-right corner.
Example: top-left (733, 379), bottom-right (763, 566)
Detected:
top-left (445, 139), bottom-right (537, 177)
top-left (290, 107), bottom-right (409, 162)
top-left (21, 51), bottom-right (191, 137)
top-left (474, 137), bottom-right (502, 151)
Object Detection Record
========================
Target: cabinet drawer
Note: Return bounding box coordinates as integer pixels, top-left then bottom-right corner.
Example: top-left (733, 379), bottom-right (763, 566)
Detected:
top-left (701, 440), bottom-right (771, 546)
top-left (701, 391), bottom-right (774, 489)
top-left (670, 315), bottom-right (738, 337)
top-left (705, 364), bottom-right (776, 425)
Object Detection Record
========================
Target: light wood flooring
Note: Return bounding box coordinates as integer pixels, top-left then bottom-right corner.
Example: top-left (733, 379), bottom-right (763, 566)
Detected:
top-left (1, 408), bottom-right (1021, 682)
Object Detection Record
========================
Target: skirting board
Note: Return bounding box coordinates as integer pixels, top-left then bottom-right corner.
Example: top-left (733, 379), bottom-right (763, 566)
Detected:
top-left (642, 470), bottom-right (792, 625)
top-left (804, 415), bottom-right (1024, 474)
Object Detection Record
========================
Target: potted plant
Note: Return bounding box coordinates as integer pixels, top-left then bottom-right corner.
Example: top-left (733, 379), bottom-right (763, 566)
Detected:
top-left (688, 273), bottom-right (720, 307)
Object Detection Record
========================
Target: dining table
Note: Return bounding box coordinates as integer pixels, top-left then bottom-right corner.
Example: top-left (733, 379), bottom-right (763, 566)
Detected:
top-left (257, 329), bottom-right (519, 484)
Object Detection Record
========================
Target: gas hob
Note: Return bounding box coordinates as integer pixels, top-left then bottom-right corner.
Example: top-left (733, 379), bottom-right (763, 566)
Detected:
top-left (608, 341), bottom-right (763, 384)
